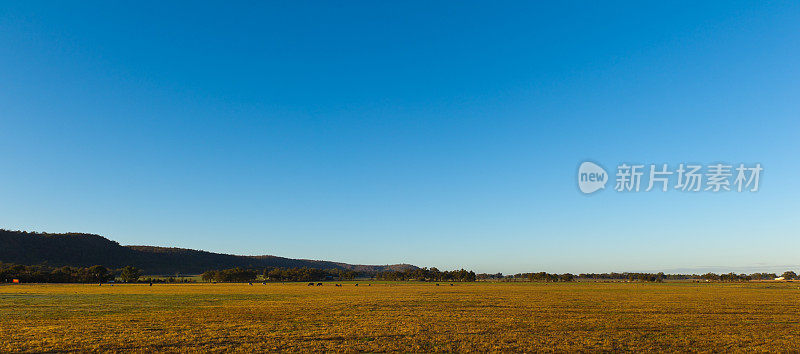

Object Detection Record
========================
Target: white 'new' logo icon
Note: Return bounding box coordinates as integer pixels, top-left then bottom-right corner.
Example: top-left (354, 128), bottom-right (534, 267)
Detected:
top-left (578, 161), bottom-right (608, 194)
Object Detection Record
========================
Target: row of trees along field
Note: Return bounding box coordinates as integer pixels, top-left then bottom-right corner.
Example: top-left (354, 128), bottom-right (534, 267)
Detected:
top-left (201, 267), bottom-right (478, 282)
top-left (475, 271), bottom-right (798, 282)
top-left (3, 261), bottom-right (798, 283)
top-left (0, 263), bottom-right (143, 283)
top-left (201, 267), bottom-right (359, 282)
top-left (374, 268), bottom-right (477, 282)
top-left (476, 272), bottom-right (578, 282)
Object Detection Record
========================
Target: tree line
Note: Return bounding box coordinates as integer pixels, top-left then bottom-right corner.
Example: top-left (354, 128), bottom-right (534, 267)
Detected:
top-left (3, 261), bottom-right (797, 284)
top-left (0, 263), bottom-right (143, 283)
top-left (698, 272), bottom-right (796, 282)
top-left (374, 268), bottom-right (477, 282)
top-left (200, 267), bottom-right (361, 282)
top-left (201, 267), bottom-right (477, 282)
top-left (475, 271), bottom-right (798, 282)
top-left (199, 267), bottom-right (480, 283)
top-left (476, 272), bottom-right (576, 282)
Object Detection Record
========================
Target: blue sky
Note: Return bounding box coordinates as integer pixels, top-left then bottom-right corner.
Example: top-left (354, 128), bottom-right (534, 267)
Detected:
top-left (1, 1), bottom-right (798, 274)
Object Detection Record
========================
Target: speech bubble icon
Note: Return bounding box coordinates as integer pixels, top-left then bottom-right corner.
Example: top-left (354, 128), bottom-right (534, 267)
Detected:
top-left (578, 161), bottom-right (608, 194)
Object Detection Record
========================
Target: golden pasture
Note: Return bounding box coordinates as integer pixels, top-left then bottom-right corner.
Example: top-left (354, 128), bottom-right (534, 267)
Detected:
top-left (1, 282), bottom-right (799, 352)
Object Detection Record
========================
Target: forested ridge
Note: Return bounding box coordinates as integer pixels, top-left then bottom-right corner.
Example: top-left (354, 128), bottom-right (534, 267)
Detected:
top-left (0, 229), bottom-right (415, 275)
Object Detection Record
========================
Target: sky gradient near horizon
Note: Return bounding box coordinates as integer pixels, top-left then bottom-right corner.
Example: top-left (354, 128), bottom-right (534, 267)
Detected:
top-left (1, 1), bottom-right (799, 274)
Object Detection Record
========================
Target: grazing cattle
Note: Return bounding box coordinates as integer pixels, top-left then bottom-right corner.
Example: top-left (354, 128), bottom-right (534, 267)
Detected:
top-left (368, 284), bottom-right (371, 286)
top-left (354, 283), bottom-right (359, 287)
top-left (450, 284), bottom-right (453, 286)
top-left (248, 283), bottom-right (253, 286)
top-left (316, 283), bottom-right (323, 286)
top-left (308, 283), bottom-right (314, 286)
top-left (262, 282), bottom-right (266, 285)
top-left (436, 284), bottom-right (439, 286)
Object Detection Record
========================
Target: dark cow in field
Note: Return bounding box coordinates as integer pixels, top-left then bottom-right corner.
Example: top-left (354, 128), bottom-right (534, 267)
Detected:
top-left (354, 283), bottom-right (358, 287)
top-left (316, 283), bottom-right (323, 286)
top-left (308, 283), bottom-right (314, 286)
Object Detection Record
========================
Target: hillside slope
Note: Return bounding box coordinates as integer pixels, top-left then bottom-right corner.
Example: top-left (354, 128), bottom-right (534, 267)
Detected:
top-left (0, 229), bottom-right (416, 274)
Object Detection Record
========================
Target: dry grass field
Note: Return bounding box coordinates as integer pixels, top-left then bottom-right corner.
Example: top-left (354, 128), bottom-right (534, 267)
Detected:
top-left (2, 282), bottom-right (800, 352)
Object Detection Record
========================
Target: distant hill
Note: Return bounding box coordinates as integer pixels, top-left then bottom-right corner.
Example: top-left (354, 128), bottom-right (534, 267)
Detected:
top-left (0, 229), bottom-right (416, 274)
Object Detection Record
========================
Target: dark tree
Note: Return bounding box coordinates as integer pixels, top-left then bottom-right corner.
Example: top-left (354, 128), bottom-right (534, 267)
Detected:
top-left (88, 265), bottom-right (110, 282)
top-left (120, 266), bottom-right (142, 283)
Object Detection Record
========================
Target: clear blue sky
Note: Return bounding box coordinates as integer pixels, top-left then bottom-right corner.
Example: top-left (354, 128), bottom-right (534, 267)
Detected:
top-left (1, 1), bottom-right (798, 274)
